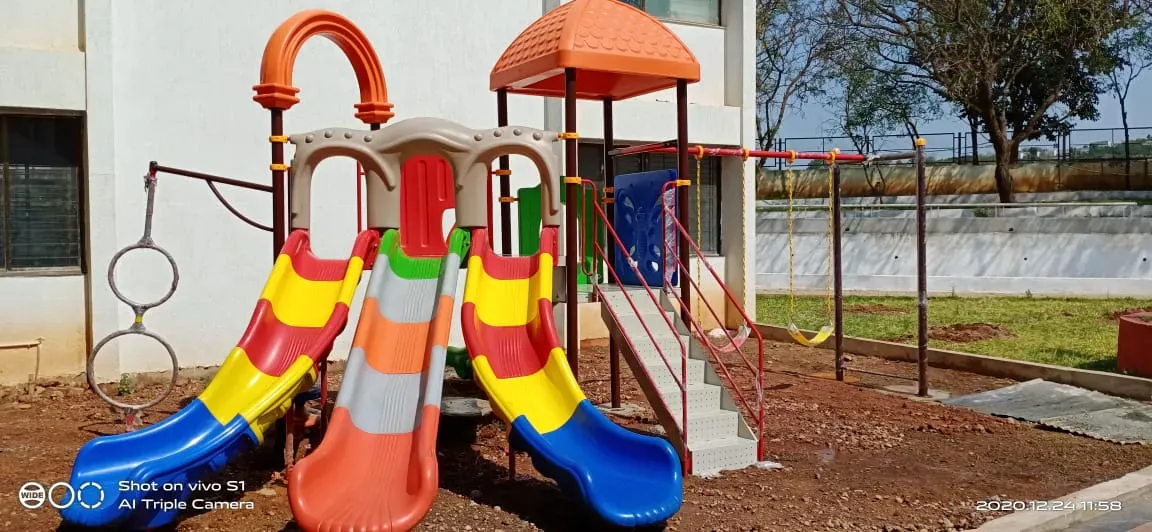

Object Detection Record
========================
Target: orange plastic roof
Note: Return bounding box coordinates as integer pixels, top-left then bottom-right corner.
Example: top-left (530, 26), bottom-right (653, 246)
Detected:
top-left (490, 0), bottom-right (701, 101)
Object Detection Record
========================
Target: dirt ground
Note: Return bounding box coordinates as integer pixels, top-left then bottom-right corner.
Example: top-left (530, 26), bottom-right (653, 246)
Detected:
top-left (2, 340), bottom-right (1152, 532)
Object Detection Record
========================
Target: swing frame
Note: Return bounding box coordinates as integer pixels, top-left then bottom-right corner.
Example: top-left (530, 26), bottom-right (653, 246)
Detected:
top-left (614, 141), bottom-right (932, 396)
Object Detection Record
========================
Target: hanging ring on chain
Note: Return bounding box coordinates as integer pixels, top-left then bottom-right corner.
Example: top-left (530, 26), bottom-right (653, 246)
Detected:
top-left (106, 242), bottom-right (179, 311)
top-left (86, 328), bottom-right (178, 411)
top-left (86, 172), bottom-right (181, 414)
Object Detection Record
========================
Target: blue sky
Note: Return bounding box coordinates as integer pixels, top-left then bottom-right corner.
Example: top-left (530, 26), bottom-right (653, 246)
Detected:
top-left (776, 74), bottom-right (1152, 153)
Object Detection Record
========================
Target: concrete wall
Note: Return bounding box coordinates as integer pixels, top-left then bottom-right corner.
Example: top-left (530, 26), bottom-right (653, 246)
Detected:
top-left (756, 216), bottom-right (1152, 297)
top-left (0, 0), bottom-right (757, 383)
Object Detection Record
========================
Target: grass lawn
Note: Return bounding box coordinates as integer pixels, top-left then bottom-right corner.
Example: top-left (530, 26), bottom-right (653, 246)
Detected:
top-left (756, 294), bottom-right (1152, 371)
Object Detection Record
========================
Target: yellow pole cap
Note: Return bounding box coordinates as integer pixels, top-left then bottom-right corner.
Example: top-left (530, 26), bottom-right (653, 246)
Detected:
top-left (915, 137), bottom-right (927, 147)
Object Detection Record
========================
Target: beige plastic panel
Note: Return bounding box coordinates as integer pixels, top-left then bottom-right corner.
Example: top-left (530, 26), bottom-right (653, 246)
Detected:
top-left (367, 117), bottom-right (561, 228)
top-left (288, 129), bottom-right (397, 230)
top-left (287, 118), bottom-right (561, 229)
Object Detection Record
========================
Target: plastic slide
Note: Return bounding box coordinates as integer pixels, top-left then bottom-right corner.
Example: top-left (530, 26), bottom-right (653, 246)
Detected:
top-left (288, 229), bottom-right (469, 532)
top-left (460, 228), bottom-right (684, 528)
top-left (60, 229), bottom-right (379, 530)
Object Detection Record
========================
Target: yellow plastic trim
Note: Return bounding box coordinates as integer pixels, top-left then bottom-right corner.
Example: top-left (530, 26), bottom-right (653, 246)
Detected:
top-left (557, 132), bottom-right (579, 140)
top-left (258, 255), bottom-right (363, 327)
top-left (915, 137), bottom-right (927, 147)
top-left (198, 349), bottom-right (318, 442)
top-left (462, 253), bottom-right (554, 327)
top-left (492, 169), bottom-right (512, 176)
top-left (563, 176), bottom-right (582, 184)
top-left (603, 186), bottom-right (614, 193)
top-left (268, 135), bottom-right (289, 143)
top-left (675, 179), bottom-right (691, 187)
top-left (270, 163), bottom-right (289, 171)
top-left (602, 198), bottom-right (615, 204)
top-left (499, 196), bottom-right (518, 203)
top-left (470, 348), bottom-right (584, 434)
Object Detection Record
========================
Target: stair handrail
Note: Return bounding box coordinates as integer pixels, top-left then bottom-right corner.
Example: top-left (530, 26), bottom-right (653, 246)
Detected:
top-left (659, 181), bottom-right (766, 462)
top-left (575, 180), bottom-right (693, 463)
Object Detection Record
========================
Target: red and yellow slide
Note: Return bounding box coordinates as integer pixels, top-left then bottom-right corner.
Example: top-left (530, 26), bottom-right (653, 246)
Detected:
top-left (61, 229), bottom-right (379, 530)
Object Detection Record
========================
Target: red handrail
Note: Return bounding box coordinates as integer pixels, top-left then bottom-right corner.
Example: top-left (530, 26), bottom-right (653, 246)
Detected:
top-left (575, 181), bottom-right (692, 469)
top-left (659, 180), bottom-right (766, 462)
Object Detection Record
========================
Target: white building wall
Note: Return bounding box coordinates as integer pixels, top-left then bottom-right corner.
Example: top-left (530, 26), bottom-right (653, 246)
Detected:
top-left (0, 0), bottom-right (88, 384)
top-left (0, 0), bottom-right (757, 383)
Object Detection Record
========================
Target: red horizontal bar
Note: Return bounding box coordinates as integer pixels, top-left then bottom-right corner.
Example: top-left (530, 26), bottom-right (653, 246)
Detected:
top-left (629, 146), bottom-right (870, 162)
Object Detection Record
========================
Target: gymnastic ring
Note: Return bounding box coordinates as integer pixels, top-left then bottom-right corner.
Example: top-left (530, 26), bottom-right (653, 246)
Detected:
top-left (106, 243), bottom-right (180, 312)
top-left (86, 328), bottom-right (179, 412)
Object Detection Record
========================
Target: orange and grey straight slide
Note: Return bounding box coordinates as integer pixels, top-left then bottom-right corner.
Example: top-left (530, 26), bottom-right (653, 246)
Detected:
top-left (289, 228), bottom-right (470, 532)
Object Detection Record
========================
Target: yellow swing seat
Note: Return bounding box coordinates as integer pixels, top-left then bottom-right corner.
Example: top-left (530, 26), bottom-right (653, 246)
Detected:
top-left (786, 322), bottom-right (834, 347)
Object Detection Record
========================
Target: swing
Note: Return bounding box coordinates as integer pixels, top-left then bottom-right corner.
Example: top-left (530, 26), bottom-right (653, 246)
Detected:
top-left (690, 146), bottom-right (750, 353)
top-left (783, 149), bottom-right (836, 347)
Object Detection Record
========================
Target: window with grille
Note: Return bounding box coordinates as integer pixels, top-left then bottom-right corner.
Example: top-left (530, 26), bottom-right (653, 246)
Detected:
top-left (0, 114), bottom-right (85, 272)
top-left (619, 0), bottom-right (722, 25)
top-left (578, 143), bottom-right (721, 255)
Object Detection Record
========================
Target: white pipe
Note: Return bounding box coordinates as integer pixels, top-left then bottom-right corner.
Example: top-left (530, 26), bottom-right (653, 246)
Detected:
top-left (0, 338), bottom-right (44, 350)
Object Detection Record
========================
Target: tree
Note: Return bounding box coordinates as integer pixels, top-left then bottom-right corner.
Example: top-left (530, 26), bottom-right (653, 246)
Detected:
top-left (1104, 13), bottom-right (1152, 176)
top-left (824, 42), bottom-right (941, 198)
top-left (755, 0), bottom-right (842, 167)
top-left (838, 0), bottom-right (1137, 201)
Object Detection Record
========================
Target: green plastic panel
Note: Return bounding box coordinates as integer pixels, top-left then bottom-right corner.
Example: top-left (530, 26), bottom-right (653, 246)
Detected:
top-left (516, 184), bottom-right (602, 284)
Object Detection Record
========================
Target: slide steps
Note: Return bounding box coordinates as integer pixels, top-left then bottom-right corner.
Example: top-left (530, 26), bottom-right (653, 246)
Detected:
top-left (598, 285), bottom-right (759, 476)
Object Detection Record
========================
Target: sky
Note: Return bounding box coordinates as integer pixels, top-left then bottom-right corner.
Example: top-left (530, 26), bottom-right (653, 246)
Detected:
top-left (774, 74), bottom-right (1152, 154)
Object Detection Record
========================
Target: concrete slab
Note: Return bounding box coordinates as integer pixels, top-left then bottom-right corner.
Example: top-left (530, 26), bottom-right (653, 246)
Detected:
top-left (596, 402), bottom-right (649, 420)
top-left (944, 380), bottom-right (1152, 444)
top-left (882, 383), bottom-right (952, 401)
top-left (441, 397), bottom-right (492, 417)
top-left (943, 379), bottom-right (1137, 422)
top-left (971, 465), bottom-right (1152, 532)
top-left (1040, 405), bottom-right (1152, 444)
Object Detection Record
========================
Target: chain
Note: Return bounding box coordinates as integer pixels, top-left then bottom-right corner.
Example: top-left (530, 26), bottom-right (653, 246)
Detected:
top-left (785, 160), bottom-right (798, 323)
top-left (824, 162), bottom-right (835, 318)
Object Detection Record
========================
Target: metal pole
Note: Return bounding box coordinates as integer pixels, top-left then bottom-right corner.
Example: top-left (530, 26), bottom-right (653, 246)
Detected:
top-left (564, 68), bottom-right (580, 378)
top-left (271, 110), bottom-right (286, 260)
top-left (915, 138), bottom-right (929, 397)
top-left (497, 89), bottom-right (513, 256)
top-left (604, 98), bottom-right (620, 409)
top-left (832, 164), bottom-right (845, 381)
top-left (676, 80), bottom-right (691, 330)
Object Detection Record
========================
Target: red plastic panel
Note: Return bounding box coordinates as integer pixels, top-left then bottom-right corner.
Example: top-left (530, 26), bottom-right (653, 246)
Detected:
top-left (400, 156), bottom-right (455, 257)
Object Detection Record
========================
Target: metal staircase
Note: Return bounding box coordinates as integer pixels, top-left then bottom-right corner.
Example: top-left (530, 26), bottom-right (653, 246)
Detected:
top-left (599, 286), bottom-right (759, 475)
top-left (575, 179), bottom-right (765, 476)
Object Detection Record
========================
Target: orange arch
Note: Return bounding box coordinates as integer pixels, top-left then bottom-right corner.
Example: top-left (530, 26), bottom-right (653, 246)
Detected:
top-left (252, 9), bottom-right (395, 124)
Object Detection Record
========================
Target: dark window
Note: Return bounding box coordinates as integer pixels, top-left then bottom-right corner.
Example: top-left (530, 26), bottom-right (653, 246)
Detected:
top-left (0, 114), bottom-right (85, 271)
top-left (578, 143), bottom-right (721, 255)
top-left (620, 0), bottom-right (722, 25)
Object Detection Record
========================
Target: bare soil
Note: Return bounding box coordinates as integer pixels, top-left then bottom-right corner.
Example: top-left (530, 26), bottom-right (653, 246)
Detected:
top-left (2, 340), bottom-right (1151, 532)
top-left (844, 304), bottom-right (907, 315)
top-left (886, 323), bottom-right (1015, 344)
top-left (1111, 308), bottom-right (1152, 321)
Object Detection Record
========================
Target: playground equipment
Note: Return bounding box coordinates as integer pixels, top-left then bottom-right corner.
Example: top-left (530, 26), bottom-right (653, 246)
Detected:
top-left (64, 5), bottom-right (690, 530)
top-left (629, 143), bottom-right (932, 395)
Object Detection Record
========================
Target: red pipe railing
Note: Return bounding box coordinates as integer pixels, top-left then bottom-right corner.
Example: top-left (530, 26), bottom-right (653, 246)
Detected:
top-left (626, 145), bottom-right (867, 162)
top-left (658, 181), bottom-right (765, 461)
top-left (575, 181), bottom-right (693, 470)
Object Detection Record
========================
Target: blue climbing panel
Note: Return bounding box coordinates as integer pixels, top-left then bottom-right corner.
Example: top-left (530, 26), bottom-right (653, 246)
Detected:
top-left (614, 169), bottom-right (678, 287)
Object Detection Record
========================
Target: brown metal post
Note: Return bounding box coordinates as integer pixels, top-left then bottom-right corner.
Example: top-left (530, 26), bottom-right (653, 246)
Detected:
top-left (914, 139), bottom-right (929, 396)
top-left (676, 80), bottom-right (691, 328)
top-left (271, 110), bottom-right (286, 260)
top-left (832, 164), bottom-right (845, 381)
top-left (497, 90), bottom-right (513, 256)
top-left (604, 98), bottom-right (620, 408)
top-left (564, 68), bottom-right (580, 378)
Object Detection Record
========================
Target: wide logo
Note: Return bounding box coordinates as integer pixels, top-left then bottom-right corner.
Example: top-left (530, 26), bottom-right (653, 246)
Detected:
top-left (18, 481), bottom-right (105, 510)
